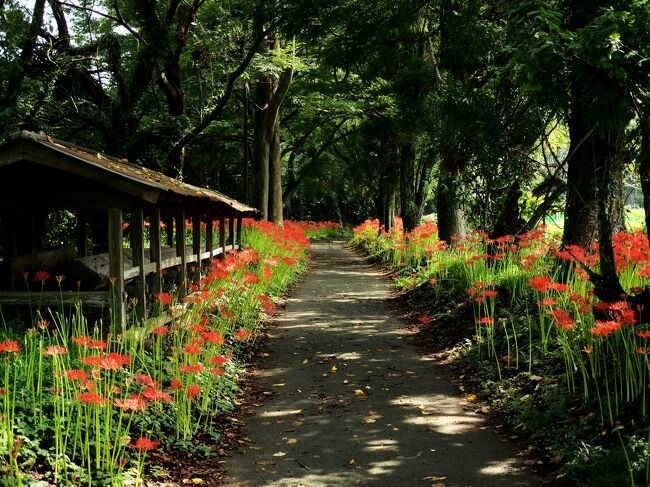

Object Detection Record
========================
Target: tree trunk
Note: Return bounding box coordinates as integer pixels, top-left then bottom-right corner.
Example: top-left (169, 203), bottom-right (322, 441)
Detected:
top-left (437, 160), bottom-right (466, 243)
top-left (641, 108), bottom-right (650, 239)
top-left (400, 142), bottom-right (419, 232)
top-left (489, 182), bottom-right (523, 239)
top-left (268, 116), bottom-right (283, 227)
top-left (562, 101), bottom-right (600, 248)
top-left (252, 72), bottom-right (274, 219)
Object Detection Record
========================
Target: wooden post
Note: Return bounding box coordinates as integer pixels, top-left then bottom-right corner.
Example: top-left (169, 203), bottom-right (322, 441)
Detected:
top-left (236, 216), bottom-right (243, 249)
top-left (132, 206), bottom-right (146, 323)
top-left (149, 207), bottom-right (163, 298)
top-left (176, 208), bottom-right (187, 296)
top-left (192, 211), bottom-right (201, 262)
top-left (165, 214), bottom-right (174, 247)
top-left (206, 212), bottom-right (214, 259)
top-left (108, 208), bottom-right (126, 328)
top-left (228, 215), bottom-right (235, 250)
top-left (219, 215), bottom-right (226, 259)
top-left (75, 211), bottom-right (89, 257)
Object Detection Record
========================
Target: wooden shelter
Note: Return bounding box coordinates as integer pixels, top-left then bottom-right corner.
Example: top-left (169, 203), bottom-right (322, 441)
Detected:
top-left (0, 131), bottom-right (258, 326)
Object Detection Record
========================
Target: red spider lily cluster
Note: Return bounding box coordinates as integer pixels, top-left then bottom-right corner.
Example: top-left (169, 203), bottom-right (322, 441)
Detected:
top-left (0, 219), bottom-right (312, 484)
top-left (354, 218), bottom-right (650, 427)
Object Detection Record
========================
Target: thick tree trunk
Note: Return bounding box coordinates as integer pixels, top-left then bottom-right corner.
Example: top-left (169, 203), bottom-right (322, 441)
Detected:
top-left (641, 109), bottom-right (650, 239)
top-left (252, 73), bottom-right (273, 219)
top-left (400, 142), bottom-right (419, 232)
top-left (562, 102), bottom-right (601, 248)
top-left (268, 117), bottom-right (283, 227)
top-left (489, 182), bottom-right (523, 239)
top-left (437, 160), bottom-right (466, 243)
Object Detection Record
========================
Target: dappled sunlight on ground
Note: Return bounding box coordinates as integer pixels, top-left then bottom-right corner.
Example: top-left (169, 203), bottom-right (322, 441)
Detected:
top-left (223, 241), bottom-right (542, 487)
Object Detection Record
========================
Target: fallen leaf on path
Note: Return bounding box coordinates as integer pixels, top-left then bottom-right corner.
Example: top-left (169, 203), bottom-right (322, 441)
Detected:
top-left (302, 359), bottom-right (309, 365)
top-left (292, 419), bottom-right (304, 426)
top-left (349, 458), bottom-right (355, 465)
top-left (255, 460), bottom-right (276, 466)
top-left (466, 394), bottom-right (477, 402)
top-left (354, 389), bottom-right (364, 396)
top-left (423, 476), bottom-right (447, 481)
top-left (273, 452), bottom-right (287, 457)
top-left (288, 409), bottom-right (303, 414)
top-left (181, 479), bottom-right (203, 485)
top-left (330, 365), bottom-right (338, 372)
top-left (272, 383), bottom-right (286, 387)
top-left (343, 379), bottom-right (349, 384)
top-left (286, 438), bottom-right (298, 445)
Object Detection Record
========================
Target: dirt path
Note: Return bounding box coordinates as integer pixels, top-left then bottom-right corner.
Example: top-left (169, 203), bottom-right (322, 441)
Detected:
top-left (223, 241), bottom-right (543, 487)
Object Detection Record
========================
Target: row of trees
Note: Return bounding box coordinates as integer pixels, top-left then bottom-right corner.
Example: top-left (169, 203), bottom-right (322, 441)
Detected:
top-left (1, 1), bottom-right (649, 291)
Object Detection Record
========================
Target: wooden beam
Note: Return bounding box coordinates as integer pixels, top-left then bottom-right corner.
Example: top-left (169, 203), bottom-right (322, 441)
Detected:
top-left (0, 291), bottom-right (110, 307)
top-left (206, 213), bottom-right (214, 259)
top-left (149, 207), bottom-right (163, 298)
top-left (19, 142), bottom-right (161, 203)
top-left (108, 208), bottom-right (126, 329)
top-left (132, 206), bottom-right (146, 323)
top-left (176, 208), bottom-right (187, 296)
top-left (219, 215), bottom-right (226, 259)
top-left (236, 216), bottom-right (243, 249)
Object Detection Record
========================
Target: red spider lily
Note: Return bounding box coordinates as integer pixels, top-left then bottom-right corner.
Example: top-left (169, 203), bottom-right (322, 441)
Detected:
top-left (170, 378), bottom-right (181, 390)
top-left (0, 340), bottom-right (20, 354)
top-left (178, 363), bottom-right (203, 374)
top-left (548, 282), bottom-right (569, 292)
top-left (262, 266), bottom-right (273, 280)
top-left (82, 353), bottom-right (130, 370)
top-left (243, 272), bottom-right (260, 284)
top-left (476, 317), bottom-right (494, 326)
top-left (261, 300), bottom-right (276, 315)
top-left (142, 387), bottom-right (173, 403)
top-left (590, 320), bottom-right (621, 337)
top-left (547, 309), bottom-right (575, 330)
top-left (636, 331), bottom-right (650, 338)
top-left (114, 395), bottom-right (149, 411)
top-left (43, 345), bottom-right (68, 356)
top-left (189, 323), bottom-right (207, 333)
top-left (466, 288), bottom-right (477, 296)
top-left (37, 320), bottom-right (49, 329)
top-left (211, 355), bottom-right (229, 365)
top-left (583, 346), bottom-right (593, 353)
top-left (187, 384), bottom-right (201, 398)
top-left (33, 270), bottom-right (50, 282)
top-left (131, 437), bottom-right (159, 451)
top-left (55, 275), bottom-right (65, 283)
top-left (65, 369), bottom-right (88, 381)
top-left (210, 367), bottom-right (225, 375)
top-left (529, 276), bottom-right (551, 293)
top-left (183, 344), bottom-right (202, 355)
top-left (429, 277), bottom-right (437, 286)
top-left (417, 315), bottom-right (431, 325)
top-left (482, 290), bottom-right (498, 298)
top-left (202, 331), bottom-right (225, 345)
top-left (538, 298), bottom-right (557, 307)
top-left (474, 297), bottom-right (485, 304)
top-left (78, 392), bottom-right (107, 405)
top-left (151, 326), bottom-right (168, 335)
top-left (155, 292), bottom-right (172, 305)
top-left (473, 281), bottom-right (486, 289)
top-left (234, 329), bottom-right (250, 341)
top-left (134, 374), bottom-right (157, 387)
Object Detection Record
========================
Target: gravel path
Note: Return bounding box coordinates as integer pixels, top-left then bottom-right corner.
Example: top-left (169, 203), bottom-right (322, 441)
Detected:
top-left (222, 241), bottom-right (543, 487)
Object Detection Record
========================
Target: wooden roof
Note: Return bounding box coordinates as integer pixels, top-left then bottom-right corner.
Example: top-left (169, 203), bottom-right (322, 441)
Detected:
top-left (0, 131), bottom-right (258, 215)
